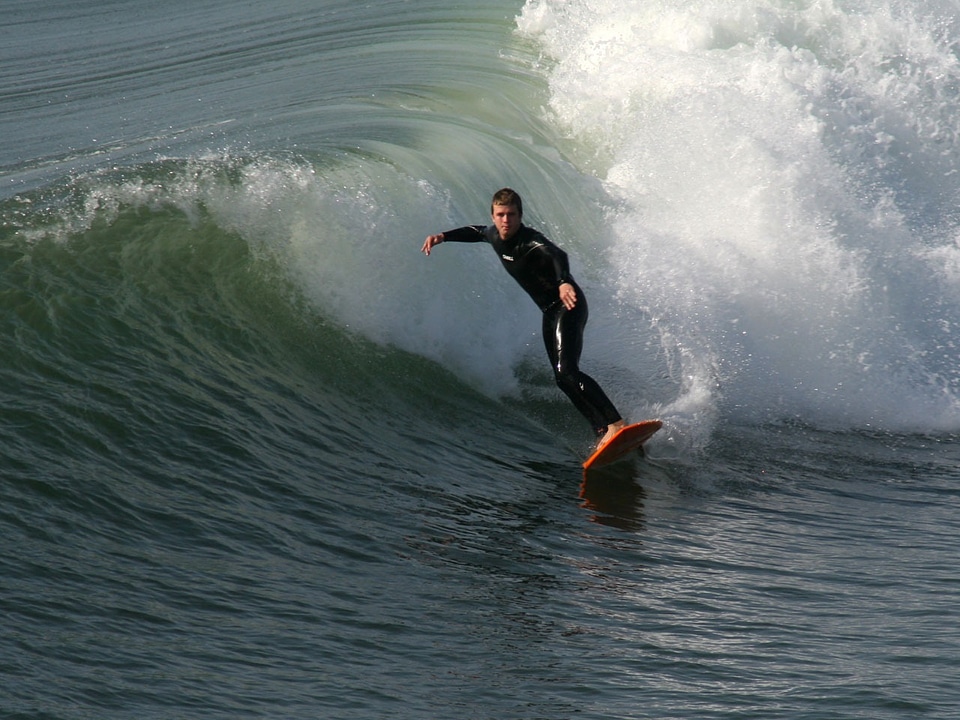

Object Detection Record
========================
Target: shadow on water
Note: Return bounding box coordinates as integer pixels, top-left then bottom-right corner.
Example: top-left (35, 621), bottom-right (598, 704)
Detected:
top-left (578, 458), bottom-right (648, 532)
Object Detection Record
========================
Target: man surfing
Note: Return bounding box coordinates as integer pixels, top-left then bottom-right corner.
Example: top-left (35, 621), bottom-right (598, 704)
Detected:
top-left (421, 188), bottom-right (626, 448)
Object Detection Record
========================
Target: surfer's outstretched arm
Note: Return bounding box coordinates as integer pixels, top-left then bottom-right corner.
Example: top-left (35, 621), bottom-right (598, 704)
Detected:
top-left (422, 226), bottom-right (487, 255)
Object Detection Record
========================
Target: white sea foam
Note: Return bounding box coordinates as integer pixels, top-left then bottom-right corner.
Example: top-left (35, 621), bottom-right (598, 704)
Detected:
top-left (517, 0), bottom-right (960, 433)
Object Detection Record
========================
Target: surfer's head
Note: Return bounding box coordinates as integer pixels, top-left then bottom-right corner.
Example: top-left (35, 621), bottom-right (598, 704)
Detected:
top-left (491, 188), bottom-right (523, 240)
top-left (491, 187), bottom-right (523, 218)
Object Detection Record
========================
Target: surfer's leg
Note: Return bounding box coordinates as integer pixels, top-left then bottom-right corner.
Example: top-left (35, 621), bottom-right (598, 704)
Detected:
top-left (543, 301), bottom-right (623, 438)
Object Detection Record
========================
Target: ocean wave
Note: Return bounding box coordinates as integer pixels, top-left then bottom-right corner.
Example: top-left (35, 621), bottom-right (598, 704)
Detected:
top-left (519, 0), bottom-right (960, 432)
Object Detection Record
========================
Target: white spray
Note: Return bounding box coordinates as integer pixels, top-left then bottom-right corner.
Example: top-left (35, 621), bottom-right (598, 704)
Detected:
top-left (518, 0), bottom-right (960, 436)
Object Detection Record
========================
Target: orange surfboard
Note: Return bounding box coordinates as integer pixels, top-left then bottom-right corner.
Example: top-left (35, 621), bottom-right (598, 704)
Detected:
top-left (582, 420), bottom-right (662, 470)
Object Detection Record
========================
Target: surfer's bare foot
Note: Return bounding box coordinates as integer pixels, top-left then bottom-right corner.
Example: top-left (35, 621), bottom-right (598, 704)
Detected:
top-left (597, 420), bottom-right (627, 449)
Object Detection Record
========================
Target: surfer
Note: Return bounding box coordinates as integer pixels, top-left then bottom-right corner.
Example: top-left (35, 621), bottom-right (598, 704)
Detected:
top-left (421, 188), bottom-right (626, 447)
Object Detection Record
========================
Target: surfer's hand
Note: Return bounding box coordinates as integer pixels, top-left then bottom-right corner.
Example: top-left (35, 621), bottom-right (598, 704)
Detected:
top-left (559, 282), bottom-right (577, 310)
top-left (421, 234), bottom-right (444, 255)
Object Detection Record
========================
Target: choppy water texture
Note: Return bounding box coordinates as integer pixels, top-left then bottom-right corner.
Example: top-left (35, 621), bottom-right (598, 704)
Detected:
top-left (2, 1), bottom-right (960, 718)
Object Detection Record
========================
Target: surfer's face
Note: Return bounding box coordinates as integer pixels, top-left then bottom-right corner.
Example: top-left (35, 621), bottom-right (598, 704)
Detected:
top-left (491, 203), bottom-right (521, 240)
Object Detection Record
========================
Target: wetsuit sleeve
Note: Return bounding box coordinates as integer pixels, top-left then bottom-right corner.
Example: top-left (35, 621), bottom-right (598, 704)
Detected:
top-left (542, 240), bottom-right (574, 287)
top-left (439, 225), bottom-right (487, 243)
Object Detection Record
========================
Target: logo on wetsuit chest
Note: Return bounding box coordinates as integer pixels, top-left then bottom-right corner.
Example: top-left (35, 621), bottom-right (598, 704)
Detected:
top-left (501, 254), bottom-right (514, 261)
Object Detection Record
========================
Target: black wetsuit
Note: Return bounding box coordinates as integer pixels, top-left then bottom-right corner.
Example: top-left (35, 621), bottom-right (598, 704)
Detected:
top-left (441, 224), bottom-right (622, 437)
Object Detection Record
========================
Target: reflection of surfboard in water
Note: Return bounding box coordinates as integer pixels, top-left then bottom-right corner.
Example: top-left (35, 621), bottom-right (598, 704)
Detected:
top-left (582, 420), bottom-right (662, 470)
